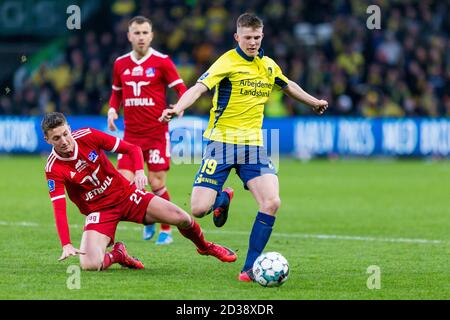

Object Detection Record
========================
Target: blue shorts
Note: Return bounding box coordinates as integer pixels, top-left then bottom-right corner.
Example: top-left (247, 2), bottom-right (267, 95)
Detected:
top-left (193, 141), bottom-right (277, 192)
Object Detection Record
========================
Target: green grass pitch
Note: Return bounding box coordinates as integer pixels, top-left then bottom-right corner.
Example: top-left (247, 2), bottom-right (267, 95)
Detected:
top-left (0, 156), bottom-right (449, 299)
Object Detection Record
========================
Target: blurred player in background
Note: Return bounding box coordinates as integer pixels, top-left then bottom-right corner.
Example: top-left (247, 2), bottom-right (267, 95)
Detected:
top-left (43, 112), bottom-right (237, 271)
top-left (160, 13), bottom-right (328, 282)
top-left (107, 16), bottom-right (187, 245)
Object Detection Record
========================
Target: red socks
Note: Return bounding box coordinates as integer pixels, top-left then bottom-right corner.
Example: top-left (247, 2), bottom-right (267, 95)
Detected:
top-left (177, 219), bottom-right (209, 251)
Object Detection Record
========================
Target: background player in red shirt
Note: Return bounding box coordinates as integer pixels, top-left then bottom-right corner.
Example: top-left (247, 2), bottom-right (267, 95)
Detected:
top-left (107, 16), bottom-right (187, 245)
top-left (43, 112), bottom-right (236, 271)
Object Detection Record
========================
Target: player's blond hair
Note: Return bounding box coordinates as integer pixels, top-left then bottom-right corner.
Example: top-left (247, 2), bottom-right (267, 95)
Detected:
top-left (236, 13), bottom-right (263, 30)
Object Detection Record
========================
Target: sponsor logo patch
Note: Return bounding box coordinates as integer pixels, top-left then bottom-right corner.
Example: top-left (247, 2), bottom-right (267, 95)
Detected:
top-left (145, 67), bottom-right (155, 77)
top-left (48, 179), bottom-right (55, 192)
top-left (132, 66), bottom-right (144, 76)
top-left (194, 174), bottom-right (218, 185)
top-left (85, 212), bottom-right (100, 226)
top-left (88, 150), bottom-right (98, 163)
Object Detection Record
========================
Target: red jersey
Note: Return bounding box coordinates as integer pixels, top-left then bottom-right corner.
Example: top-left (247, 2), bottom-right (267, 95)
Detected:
top-left (109, 48), bottom-right (187, 149)
top-left (45, 128), bottom-right (144, 246)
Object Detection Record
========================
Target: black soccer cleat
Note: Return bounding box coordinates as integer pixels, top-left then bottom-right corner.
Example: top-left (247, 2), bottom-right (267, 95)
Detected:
top-left (213, 187), bottom-right (234, 227)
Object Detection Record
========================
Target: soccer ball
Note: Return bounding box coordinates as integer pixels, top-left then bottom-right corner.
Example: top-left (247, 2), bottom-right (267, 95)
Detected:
top-left (252, 252), bottom-right (289, 287)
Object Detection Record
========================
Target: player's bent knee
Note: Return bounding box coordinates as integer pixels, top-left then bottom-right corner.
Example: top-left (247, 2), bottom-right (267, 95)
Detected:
top-left (79, 253), bottom-right (103, 271)
top-left (261, 197), bottom-right (281, 215)
top-left (175, 208), bottom-right (191, 224)
top-left (191, 204), bottom-right (210, 218)
top-left (165, 206), bottom-right (192, 228)
top-left (150, 179), bottom-right (164, 192)
top-left (177, 216), bottom-right (193, 229)
top-left (80, 260), bottom-right (102, 271)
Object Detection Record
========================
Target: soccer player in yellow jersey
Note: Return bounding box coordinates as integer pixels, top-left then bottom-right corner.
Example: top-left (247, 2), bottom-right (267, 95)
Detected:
top-left (160, 13), bottom-right (328, 282)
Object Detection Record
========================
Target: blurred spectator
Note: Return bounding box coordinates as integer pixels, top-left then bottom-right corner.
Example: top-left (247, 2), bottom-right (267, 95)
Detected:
top-left (375, 32), bottom-right (402, 66)
top-left (335, 94), bottom-right (353, 115)
top-left (74, 90), bottom-right (91, 115)
top-left (0, 96), bottom-right (13, 115)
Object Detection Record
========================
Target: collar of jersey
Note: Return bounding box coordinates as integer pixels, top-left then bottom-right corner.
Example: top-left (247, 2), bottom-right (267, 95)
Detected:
top-left (52, 140), bottom-right (79, 161)
top-left (130, 47), bottom-right (153, 65)
top-left (235, 46), bottom-right (264, 61)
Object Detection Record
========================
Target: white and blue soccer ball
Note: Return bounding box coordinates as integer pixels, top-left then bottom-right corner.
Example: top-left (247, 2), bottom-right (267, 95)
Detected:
top-left (252, 252), bottom-right (289, 287)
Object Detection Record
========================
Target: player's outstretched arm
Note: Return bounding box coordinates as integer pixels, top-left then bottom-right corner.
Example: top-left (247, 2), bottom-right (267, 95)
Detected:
top-left (50, 196), bottom-right (85, 261)
top-left (159, 82), bottom-right (208, 122)
top-left (112, 140), bottom-right (148, 189)
top-left (282, 80), bottom-right (328, 115)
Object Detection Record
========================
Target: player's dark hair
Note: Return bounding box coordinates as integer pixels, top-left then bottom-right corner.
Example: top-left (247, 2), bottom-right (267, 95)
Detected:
top-left (41, 112), bottom-right (67, 135)
top-left (128, 16), bottom-right (152, 28)
top-left (237, 13), bottom-right (263, 29)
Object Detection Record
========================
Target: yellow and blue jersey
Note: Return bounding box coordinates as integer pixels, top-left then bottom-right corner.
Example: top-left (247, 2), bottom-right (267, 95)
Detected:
top-left (198, 47), bottom-right (289, 146)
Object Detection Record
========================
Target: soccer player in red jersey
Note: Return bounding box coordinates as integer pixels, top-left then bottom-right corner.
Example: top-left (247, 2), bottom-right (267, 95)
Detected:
top-left (43, 112), bottom-right (236, 271)
top-left (107, 16), bottom-right (187, 244)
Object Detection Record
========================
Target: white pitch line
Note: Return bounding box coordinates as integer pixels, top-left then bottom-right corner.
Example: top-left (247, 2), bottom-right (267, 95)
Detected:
top-left (202, 229), bottom-right (447, 245)
top-left (0, 220), bottom-right (448, 245)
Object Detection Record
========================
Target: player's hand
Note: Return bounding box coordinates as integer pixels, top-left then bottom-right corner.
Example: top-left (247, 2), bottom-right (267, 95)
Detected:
top-left (159, 105), bottom-right (180, 123)
top-left (134, 169), bottom-right (148, 190)
top-left (58, 244), bottom-right (85, 261)
top-left (312, 100), bottom-right (328, 115)
top-left (107, 109), bottom-right (118, 131)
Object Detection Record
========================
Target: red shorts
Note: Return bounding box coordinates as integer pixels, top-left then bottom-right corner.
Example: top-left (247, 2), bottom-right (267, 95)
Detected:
top-left (118, 132), bottom-right (171, 172)
top-left (83, 188), bottom-right (155, 245)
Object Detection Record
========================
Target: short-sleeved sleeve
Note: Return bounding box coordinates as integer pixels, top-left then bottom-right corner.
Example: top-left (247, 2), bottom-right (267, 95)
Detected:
top-left (273, 62), bottom-right (289, 89)
top-left (197, 54), bottom-right (231, 90)
top-left (162, 57), bottom-right (184, 88)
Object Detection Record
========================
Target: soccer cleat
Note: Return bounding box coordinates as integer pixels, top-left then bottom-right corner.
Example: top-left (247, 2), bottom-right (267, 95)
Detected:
top-left (155, 232), bottom-right (173, 245)
top-left (113, 242), bottom-right (144, 269)
top-left (213, 187), bottom-right (234, 228)
top-left (197, 242), bottom-right (237, 262)
top-left (238, 269), bottom-right (255, 282)
top-left (143, 224), bottom-right (156, 240)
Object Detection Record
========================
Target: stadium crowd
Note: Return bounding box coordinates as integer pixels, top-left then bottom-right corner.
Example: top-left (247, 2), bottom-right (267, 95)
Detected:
top-left (1, 0), bottom-right (449, 117)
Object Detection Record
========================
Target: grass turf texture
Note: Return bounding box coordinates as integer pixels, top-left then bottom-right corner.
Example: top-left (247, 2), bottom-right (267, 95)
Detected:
top-left (0, 156), bottom-right (449, 299)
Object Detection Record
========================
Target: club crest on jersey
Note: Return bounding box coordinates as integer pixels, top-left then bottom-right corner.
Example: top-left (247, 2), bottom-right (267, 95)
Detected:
top-left (145, 67), bottom-right (155, 77)
top-left (132, 66), bottom-right (144, 76)
top-left (88, 150), bottom-right (99, 163)
top-left (268, 67), bottom-right (273, 76)
top-left (48, 179), bottom-right (55, 192)
top-left (75, 159), bottom-right (88, 172)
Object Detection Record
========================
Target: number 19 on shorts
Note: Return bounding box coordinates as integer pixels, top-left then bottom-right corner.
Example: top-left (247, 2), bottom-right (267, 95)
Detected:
top-left (200, 159), bottom-right (217, 175)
